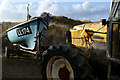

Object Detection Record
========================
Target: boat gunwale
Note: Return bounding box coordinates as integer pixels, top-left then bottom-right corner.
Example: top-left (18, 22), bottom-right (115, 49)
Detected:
top-left (6, 17), bottom-right (49, 32)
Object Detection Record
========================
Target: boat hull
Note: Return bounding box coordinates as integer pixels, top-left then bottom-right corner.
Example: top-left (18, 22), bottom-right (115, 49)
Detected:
top-left (7, 13), bottom-right (49, 50)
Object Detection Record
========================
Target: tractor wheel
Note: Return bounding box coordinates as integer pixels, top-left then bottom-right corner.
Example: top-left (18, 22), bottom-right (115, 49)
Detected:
top-left (41, 44), bottom-right (92, 80)
top-left (5, 46), bottom-right (10, 58)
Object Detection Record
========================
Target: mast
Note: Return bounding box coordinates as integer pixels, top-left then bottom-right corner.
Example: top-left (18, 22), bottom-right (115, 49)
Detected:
top-left (27, 3), bottom-right (31, 21)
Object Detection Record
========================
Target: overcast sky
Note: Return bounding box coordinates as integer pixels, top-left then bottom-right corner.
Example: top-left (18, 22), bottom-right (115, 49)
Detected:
top-left (0, 0), bottom-right (111, 22)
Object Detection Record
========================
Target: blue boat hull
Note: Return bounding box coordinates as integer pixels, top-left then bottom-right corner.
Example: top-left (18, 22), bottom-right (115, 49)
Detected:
top-left (7, 13), bottom-right (49, 50)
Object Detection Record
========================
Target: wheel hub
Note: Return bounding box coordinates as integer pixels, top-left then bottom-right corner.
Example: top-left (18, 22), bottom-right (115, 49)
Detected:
top-left (58, 65), bottom-right (70, 80)
top-left (46, 56), bottom-right (74, 79)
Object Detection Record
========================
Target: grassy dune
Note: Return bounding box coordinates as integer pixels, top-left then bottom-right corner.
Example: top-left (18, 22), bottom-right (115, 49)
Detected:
top-left (1, 16), bottom-right (92, 52)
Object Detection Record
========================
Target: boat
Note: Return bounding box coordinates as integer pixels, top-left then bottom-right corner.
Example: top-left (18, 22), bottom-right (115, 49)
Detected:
top-left (6, 12), bottom-right (50, 51)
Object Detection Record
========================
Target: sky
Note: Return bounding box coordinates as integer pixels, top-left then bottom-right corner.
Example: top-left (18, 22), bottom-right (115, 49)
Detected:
top-left (0, 0), bottom-right (111, 22)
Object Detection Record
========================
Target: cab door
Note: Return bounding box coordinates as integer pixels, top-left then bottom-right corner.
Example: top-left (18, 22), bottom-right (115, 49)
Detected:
top-left (107, 1), bottom-right (120, 60)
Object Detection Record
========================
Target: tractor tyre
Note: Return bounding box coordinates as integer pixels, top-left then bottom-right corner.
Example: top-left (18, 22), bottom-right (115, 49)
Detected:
top-left (41, 44), bottom-right (92, 80)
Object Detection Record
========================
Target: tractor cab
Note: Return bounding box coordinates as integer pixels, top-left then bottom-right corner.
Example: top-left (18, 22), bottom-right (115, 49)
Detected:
top-left (107, 1), bottom-right (120, 61)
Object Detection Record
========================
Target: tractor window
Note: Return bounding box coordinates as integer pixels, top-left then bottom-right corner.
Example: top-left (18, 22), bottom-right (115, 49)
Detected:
top-left (112, 2), bottom-right (120, 59)
top-left (115, 3), bottom-right (120, 17)
top-left (112, 23), bottom-right (120, 59)
top-left (112, 24), bottom-right (118, 54)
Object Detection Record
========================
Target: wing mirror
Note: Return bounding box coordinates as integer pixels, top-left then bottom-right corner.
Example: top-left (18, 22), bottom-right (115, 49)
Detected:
top-left (100, 19), bottom-right (107, 25)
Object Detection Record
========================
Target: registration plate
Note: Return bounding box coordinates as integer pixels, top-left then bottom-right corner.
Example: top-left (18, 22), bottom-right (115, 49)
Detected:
top-left (16, 26), bottom-right (32, 37)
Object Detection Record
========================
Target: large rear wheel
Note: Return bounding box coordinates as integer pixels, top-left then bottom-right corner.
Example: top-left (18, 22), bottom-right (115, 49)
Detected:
top-left (41, 44), bottom-right (92, 80)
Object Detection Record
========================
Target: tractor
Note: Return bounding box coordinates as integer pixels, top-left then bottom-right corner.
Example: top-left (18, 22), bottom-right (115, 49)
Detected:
top-left (41, 1), bottom-right (120, 80)
top-left (6, 0), bottom-right (120, 80)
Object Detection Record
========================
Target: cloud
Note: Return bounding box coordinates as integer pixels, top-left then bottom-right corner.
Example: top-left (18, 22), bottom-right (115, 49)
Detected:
top-left (0, 0), bottom-right (110, 22)
top-left (0, 0), bottom-right (27, 22)
top-left (36, 1), bottom-right (64, 16)
top-left (36, 1), bottom-right (109, 21)
top-left (71, 2), bottom-right (109, 20)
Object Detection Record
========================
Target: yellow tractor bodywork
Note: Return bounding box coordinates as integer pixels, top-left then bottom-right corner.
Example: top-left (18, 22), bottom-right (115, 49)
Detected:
top-left (70, 23), bottom-right (107, 48)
